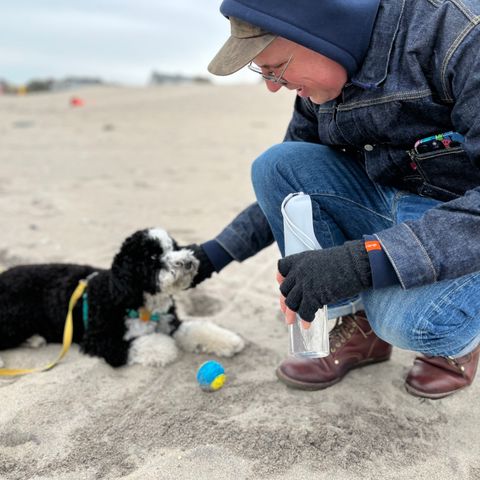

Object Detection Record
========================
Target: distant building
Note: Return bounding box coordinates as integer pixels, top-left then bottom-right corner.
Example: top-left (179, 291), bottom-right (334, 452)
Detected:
top-left (0, 76), bottom-right (106, 95)
top-left (51, 77), bottom-right (104, 91)
top-left (149, 71), bottom-right (210, 86)
top-left (0, 79), bottom-right (14, 94)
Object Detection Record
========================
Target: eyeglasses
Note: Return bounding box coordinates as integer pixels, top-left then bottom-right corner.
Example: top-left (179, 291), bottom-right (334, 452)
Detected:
top-left (247, 54), bottom-right (293, 86)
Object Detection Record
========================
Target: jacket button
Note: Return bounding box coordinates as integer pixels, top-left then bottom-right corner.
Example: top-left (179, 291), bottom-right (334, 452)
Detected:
top-left (364, 144), bottom-right (374, 151)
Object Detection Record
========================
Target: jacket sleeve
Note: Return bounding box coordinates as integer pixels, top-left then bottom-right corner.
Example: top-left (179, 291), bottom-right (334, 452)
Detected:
top-left (284, 96), bottom-right (322, 143)
top-left (375, 29), bottom-right (480, 289)
top-left (215, 202), bottom-right (275, 262)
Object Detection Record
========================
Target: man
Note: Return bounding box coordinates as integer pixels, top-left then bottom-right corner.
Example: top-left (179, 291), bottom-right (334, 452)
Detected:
top-left (187, 0), bottom-right (480, 399)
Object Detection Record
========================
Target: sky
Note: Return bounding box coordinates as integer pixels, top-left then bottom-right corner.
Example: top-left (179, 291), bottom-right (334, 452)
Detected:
top-left (0, 0), bottom-right (256, 86)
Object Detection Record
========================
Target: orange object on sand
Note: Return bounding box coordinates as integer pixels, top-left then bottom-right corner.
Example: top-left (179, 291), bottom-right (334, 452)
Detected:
top-left (70, 97), bottom-right (85, 107)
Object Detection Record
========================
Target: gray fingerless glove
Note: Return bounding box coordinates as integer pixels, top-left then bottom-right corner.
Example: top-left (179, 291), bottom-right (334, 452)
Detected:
top-left (278, 239), bottom-right (372, 322)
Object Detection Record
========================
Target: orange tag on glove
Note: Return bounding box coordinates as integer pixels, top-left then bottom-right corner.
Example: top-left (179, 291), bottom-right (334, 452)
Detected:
top-left (365, 240), bottom-right (382, 252)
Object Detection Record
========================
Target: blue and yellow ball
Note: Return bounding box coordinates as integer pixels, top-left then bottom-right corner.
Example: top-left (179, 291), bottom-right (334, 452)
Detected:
top-left (196, 360), bottom-right (226, 392)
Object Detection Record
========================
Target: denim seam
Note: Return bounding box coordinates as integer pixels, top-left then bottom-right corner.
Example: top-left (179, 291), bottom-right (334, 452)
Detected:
top-left (307, 98), bottom-right (335, 115)
top-left (441, 20), bottom-right (480, 101)
top-left (304, 98), bottom-right (323, 116)
top-left (372, 182), bottom-right (397, 215)
top-left (417, 272), bottom-right (480, 354)
top-left (308, 192), bottom-right (393, 222)
top-left (451, 0), bottom-right (477, 22)
top-left (413, 146), bottom-right (464, 161)
top-left (351, 112), bottom-right (373, 144)
top-left (426, 0), bottom-right (442, 7)
top-left (337, 89), bottom-right (432, 110)
top-left (390, 191), bottom-right (405, 222)
top-left (316, 106), bottom-right (335, 114)
top-left (403, 223), bottom-right (438, 282)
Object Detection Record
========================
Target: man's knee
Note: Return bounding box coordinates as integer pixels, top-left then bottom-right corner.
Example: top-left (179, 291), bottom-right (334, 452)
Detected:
top-left (411, 306), bottom-right (479, 356)
top-left (251, 143), bottom-right (290, 196)
top-left (367, 294), bottom-right (477, 356)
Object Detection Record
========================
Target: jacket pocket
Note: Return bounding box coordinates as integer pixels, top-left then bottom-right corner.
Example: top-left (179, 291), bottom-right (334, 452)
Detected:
top-left (407, 147), bottom-right (480, 201)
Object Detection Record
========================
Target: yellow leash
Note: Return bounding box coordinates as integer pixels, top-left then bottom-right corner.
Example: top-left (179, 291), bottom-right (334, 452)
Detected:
top-left (0, 280), bottom-right (87, 377)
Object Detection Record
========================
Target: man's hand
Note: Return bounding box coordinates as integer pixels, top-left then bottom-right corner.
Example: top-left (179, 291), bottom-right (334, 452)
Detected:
top-left (277, 271), bottom-right (312, 329)
top-left (277, 240), bottom-right (372, 322)
top-left (182, 244), bottom-right (216, 287)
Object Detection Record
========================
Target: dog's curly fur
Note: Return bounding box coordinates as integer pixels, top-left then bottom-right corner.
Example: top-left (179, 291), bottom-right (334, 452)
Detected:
top-left (0, 228), bottom-right (244, 368)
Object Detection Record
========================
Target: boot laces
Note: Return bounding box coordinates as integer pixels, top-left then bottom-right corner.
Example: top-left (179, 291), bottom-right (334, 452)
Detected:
top-left (330, 314), bottom-right (368, 351)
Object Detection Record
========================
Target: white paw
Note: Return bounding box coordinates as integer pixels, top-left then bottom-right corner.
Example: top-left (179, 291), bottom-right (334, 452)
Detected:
top-left (127, 333), bottom-right (179, 367)
top-left (174, 321), bottom-right (245, 357)
top-left (22, 335), bottom-right (47, 348)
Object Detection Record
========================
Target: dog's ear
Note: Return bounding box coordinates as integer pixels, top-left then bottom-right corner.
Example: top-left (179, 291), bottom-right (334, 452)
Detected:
top-left (110, 229), bottom-right (168, 304)
top-left (110, 230), bottom-right (155, 303)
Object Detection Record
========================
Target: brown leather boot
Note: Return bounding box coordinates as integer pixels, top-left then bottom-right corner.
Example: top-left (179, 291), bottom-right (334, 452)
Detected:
top-left (405, 345), bottom-right (480, 399)
top-left (276, 311), bottom-right (392, 390)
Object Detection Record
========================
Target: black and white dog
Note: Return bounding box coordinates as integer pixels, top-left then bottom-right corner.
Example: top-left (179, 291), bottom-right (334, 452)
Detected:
top-left (0, 228), bottom-right (244, 368)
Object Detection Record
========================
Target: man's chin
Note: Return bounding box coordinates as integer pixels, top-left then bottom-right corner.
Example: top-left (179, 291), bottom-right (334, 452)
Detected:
top-left (309, 95), bottom-right (330, 105)
top-left (301, 89), bottom-right (339, 105)
top-left (297, 91), bottom-right (325, 104)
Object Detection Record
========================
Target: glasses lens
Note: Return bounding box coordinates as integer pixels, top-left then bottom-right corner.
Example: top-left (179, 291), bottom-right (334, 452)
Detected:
top-left (248, 63), bottom-right (285, 85)
top-left (248, 55), bottom-right (292, 86)
top-left (248, 63), bottom-right (264, 77)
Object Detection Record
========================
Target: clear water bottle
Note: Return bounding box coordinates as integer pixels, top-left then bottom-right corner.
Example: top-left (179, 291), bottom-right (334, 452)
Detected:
top-left (281, 192), bottom-right (330, 358)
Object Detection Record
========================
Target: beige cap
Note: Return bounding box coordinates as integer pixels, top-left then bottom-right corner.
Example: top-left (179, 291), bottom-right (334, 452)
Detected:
top-left (208, 17), bottom-right (277, 76)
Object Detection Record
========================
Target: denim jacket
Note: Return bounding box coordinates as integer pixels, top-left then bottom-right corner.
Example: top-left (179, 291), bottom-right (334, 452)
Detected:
top-left (216, 0), bottom-right (480, 289)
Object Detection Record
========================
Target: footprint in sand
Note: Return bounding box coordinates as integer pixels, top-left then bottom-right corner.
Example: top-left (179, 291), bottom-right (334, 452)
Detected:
top-left (0, 431), bottom-right (40, 447)
top-left (179, 290), bottom-right (224, 317)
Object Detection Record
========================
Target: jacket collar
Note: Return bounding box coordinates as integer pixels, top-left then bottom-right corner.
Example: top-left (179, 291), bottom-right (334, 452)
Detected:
top-left (350, 0), bottom-right (406, 89)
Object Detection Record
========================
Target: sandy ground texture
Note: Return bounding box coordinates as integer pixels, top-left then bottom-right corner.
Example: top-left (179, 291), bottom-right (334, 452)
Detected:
top-left (0, 84), bottom-right (479, 480)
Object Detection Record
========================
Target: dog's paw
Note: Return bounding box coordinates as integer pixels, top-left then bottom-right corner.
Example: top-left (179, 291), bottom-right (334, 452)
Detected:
top-left (174, 320), bottom-right (245, 357)
top-left (22, 335), bottom-right (47, 348)
top-left (127, 333), bottom-right (179, 367)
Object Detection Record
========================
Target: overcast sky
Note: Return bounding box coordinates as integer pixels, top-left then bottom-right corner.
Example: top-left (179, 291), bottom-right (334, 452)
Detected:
top-left (0, 0), bottom-right (255, 85)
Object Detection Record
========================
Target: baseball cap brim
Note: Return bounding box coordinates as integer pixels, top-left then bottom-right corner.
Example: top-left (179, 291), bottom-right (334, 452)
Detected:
top-left (208, 20), bottom-right (277, 76)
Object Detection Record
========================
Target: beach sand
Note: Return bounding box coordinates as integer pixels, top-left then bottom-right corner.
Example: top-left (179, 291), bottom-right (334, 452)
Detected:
top-left (0, 84), bottom-right (479, 480)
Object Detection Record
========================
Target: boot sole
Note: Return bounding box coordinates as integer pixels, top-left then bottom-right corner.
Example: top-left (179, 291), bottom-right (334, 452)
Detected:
top-left (404, 382), bottom-right (468, 400)
top-left (275, 355), bottom-right (392, 391)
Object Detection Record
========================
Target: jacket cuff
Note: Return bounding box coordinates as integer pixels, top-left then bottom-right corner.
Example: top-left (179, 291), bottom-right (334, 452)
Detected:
top-left (363, 235), bottom-right (400, 289)
top-left (201, 240), bottom-right (234, 273)
top-left (375, 224), bottom-right (437, 289)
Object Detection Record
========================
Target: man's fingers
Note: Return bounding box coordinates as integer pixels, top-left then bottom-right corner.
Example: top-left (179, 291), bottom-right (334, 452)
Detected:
top-left (279, 275), bottom-right (297, 299)
top-left (279, 295), bottom-right (287, 313)
top-left (285, 306), bottom-right (296, 325)
top-left (277, 256), bottom-right (293, 277)
top-left (301, 320), bottom-right (311, 330)
top-left (284, 308), bottom-right (311, 329)
top-left (276, 271), bottom-right (284, 285)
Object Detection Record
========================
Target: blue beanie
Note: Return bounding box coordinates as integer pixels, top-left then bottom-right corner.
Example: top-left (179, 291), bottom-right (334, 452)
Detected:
top-left (219, 0), bottom-right (380, 76)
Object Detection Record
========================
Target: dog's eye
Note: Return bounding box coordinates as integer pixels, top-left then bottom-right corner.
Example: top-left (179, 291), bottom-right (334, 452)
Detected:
top-left (150, 254), bottom-right (158, 260)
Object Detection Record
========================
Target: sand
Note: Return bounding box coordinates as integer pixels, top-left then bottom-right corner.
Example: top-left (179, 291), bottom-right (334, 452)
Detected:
top-left (0, 84), bottom-right (479, 480)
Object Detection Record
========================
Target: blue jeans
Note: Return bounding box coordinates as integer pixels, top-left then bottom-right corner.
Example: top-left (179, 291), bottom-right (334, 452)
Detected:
top-left (251, 142), bottom-right (480, 357)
